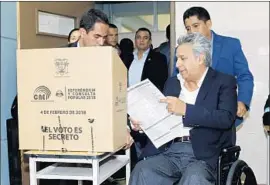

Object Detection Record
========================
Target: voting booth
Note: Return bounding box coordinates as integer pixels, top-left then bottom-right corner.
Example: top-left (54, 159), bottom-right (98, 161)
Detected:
top-left (17, 46), bottom-right (127, 153)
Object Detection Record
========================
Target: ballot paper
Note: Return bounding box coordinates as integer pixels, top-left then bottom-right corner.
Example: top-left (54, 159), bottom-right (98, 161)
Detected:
top-left (127, 79), bottom-right (184, 148)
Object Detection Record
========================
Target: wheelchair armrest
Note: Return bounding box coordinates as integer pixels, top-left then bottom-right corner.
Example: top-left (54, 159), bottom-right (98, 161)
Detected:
top-left (221, 146), bottom-right (241, 157)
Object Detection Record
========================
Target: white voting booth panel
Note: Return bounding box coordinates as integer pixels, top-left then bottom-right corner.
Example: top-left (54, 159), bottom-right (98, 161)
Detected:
top-left (175, 2), bottom-right (269, 184)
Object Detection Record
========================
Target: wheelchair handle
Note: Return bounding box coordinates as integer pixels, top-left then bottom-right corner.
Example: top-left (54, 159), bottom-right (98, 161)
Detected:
top-left (221, 146), bottom-right (241, 158)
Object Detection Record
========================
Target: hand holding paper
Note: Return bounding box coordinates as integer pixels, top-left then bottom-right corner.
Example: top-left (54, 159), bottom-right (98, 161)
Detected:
top-left (160, 96), bottom-right (187, 116)
top-left (127, 79), bottom-right (185, 148)
top-left (129, 117), bottom-right (142, 131)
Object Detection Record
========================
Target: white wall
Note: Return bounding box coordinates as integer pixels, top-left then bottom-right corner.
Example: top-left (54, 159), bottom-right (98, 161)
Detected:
top-left (175, 2), bottom-right (269, 184)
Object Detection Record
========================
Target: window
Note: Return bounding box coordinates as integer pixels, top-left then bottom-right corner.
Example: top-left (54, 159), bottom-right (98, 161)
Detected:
top-left (96, 2), bottom-right (170, 33)
top-left (158, 14), bottom-right (170, 31)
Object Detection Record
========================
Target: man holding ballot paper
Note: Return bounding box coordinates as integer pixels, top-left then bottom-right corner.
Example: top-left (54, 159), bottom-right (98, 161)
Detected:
top-left (127, 32), bottom-right (237, 185)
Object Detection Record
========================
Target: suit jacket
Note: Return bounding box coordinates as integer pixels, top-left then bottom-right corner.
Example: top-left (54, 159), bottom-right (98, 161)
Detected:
top-left (141, 68), bottom-right (237, 169)
top-left (173, 31), bottom-right (254, 126)
top-left (125, 49), bottom-right (168, 92)
top-left (154, 41), bottom-right (170, 66)
top-left (120, 53), bottom-right (134, 70)
top-left (66, 42), bottom-right (77, 47)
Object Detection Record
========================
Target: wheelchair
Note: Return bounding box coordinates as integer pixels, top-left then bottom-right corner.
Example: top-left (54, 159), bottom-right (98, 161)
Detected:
top-left (133, 135), bottom-right (258, 185)
top-left (217, 145), bottom-right (257, 185)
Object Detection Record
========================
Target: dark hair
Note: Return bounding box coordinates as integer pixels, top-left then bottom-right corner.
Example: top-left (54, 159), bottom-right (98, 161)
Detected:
top-left (109, 23), bottom-right (118, 29)
top-left (120, 38), bottom-right (134, 54)
top-left (68, 28), bottom-right (79, 42)
top-left (183, 7), bottom-right (211, 23)
top-left (166, 24), bottom-right (170, 41)
top-left (135, 27), bottom-right (152, 40)
top-left (79, 8), bottom-right (109, 33)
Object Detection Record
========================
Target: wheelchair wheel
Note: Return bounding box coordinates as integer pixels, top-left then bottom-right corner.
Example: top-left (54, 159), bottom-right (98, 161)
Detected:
top-left (226, 160), bottom-right (257, 185)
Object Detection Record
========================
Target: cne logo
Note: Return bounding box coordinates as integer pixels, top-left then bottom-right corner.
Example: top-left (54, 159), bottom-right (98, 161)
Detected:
top-left (33, 86), bottom-right (51, 101)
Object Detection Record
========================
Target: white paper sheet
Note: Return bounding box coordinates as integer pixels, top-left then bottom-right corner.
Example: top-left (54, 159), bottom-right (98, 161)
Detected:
top-left (127, 79), bottom-right (184, 148)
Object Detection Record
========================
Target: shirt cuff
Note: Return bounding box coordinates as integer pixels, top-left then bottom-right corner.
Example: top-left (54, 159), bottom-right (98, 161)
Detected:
top-left (130, 120), bottom-right (144, 133)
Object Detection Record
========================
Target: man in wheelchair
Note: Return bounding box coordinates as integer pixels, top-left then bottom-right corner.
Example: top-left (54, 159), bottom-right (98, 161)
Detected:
top-left (128, 32), bottom-right (256, 185)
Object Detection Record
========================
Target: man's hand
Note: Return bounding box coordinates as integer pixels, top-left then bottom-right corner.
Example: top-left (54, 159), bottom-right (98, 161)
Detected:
top-left (129, 117), bottom-right (142, 131)
top-left (123, 129), bottom-right (134, 149)
top-left (237, 101), bottom-right (247, 117)
top-left (160, 96), bottom-right (186, 116)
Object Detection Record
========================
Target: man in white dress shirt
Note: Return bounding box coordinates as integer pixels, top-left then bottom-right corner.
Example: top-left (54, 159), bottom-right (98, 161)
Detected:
top-left (129, 32), bottom-right (237, 185)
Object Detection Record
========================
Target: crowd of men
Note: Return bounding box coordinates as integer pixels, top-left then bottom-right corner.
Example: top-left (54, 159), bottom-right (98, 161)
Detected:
top-left (63, 6), bottom-right (254, 185)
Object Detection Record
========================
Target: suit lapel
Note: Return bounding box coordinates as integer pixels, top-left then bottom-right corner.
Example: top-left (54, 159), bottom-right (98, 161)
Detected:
top-left (211, 31), bottom-right (222, 69)
top-left (168, 77), bottom-right (181, 97)
top-left (195, 68), bottom-right (216, 105)
top-left (67, 42), bottom-right (78, 47)
top-left (141, 49), bottom-right (153, 81)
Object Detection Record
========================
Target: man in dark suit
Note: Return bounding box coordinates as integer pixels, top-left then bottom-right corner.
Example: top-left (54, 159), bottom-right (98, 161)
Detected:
top-left (67, 8), bottom-right (135, 146)
top-left (126, 27), bottom-right (168, 92)
top-left (67, 9), bottom-right (109, 48)
top-left (69, 8), bottom-right (135, 149)
top-left (172, 7), bottom-right (254, 127)
top-left (129, 32), bottom-right (237, 185)
top-left (64, 8), bottom-right (134, 185)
